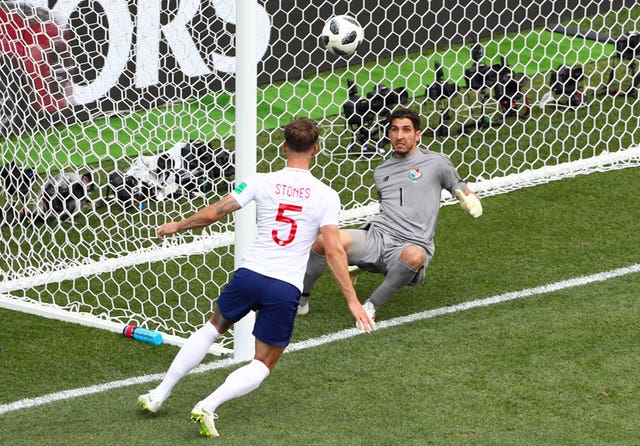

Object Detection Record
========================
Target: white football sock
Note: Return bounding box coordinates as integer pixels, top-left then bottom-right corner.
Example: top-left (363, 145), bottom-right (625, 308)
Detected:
top-left (200, 359), bottom-right (270, 412)
top-left (151, 322), bottom-right (220, 401)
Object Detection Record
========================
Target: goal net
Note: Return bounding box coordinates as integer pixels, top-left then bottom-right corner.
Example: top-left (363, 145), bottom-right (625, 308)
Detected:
top-left (1, 0), bottom-right (639, 354)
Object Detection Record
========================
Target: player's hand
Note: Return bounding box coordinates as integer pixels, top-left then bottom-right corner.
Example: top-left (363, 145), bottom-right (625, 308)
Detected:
top-left (157, 222), bottom-right (181, 239)
top-left (455, 189), bottom-right (483, 218)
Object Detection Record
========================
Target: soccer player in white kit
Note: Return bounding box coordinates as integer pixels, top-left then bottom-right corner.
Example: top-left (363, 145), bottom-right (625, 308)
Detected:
top-left (137, 118), bottom-right (375, 438)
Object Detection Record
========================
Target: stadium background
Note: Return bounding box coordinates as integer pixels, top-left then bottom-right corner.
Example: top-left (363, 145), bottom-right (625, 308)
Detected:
top-left (23, 0), bottom-right (638, 127)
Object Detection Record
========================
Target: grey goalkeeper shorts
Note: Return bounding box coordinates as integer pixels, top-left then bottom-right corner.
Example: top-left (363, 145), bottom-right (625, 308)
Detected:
top-left (345, 225), bottom-right (428, 286)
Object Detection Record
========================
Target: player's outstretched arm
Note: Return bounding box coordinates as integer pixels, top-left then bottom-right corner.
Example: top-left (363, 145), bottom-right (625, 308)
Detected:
top-left (157, 194), bottom-right (240, 238)
top-left (320, 224), bottom-right (376, 333)
top-left (454, 189), bottom-right (483, 218)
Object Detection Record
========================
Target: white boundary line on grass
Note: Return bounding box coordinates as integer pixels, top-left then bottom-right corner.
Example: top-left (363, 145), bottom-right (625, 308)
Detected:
top-left (1, 263), bottom-right (639, 415)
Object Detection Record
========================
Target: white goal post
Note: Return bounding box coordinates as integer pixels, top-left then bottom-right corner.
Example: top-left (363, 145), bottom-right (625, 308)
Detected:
top-left (0, 0), bottom-right (639, 358)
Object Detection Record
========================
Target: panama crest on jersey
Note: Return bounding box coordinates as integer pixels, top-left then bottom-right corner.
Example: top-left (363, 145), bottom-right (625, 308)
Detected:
top-left (408, 167), bottom-right (422, 181)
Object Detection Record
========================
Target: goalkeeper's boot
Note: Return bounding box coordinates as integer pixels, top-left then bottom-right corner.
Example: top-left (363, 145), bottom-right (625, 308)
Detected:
top-left (357, 301), bottom-right (376, 330)
top-left (191, 402), bottom-right (220, 438)
top-left (362, 301), bottom-right (376, 321)
top-left (137, 392), bottom-right (163, 413)
top-left (297, 293), bottom-right (310, 315)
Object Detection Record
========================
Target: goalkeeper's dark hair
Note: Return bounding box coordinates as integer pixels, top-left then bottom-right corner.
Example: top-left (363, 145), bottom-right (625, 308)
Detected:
top-left (284, 118), bottom-right (319, 153)
top-left (388, 108), bottom-right (421, 131)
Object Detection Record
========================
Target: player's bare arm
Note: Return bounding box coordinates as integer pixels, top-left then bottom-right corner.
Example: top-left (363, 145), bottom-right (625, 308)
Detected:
top-left (320, 224), bottom-right (375, 332)
top-left (157, 195), bottom-right (241, 238)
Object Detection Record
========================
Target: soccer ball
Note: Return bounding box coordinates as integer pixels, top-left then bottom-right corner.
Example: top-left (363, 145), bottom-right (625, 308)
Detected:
top-left (320, 15), bottom-right (364, 57)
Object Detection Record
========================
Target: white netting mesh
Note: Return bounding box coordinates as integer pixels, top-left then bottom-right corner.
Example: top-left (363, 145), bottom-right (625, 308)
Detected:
top-left (0, 0), bottom-right (638, 352)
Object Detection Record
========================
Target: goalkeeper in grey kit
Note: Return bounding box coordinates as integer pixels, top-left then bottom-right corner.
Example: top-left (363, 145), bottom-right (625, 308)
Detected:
top-left (298, 108), bottom-right (482, 324)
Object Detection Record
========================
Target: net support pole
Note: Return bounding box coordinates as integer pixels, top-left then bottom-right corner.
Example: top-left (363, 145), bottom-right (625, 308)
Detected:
top-left (233, 0), bottom-right (258, 361)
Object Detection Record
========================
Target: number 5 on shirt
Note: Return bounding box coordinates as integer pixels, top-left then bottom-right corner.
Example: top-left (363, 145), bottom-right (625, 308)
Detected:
top-left (272, 203), bottom-right (303, 246)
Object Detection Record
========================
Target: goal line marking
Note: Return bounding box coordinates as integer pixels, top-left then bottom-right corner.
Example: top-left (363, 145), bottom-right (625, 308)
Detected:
top-left (1, 263), bottom-right (638, 415)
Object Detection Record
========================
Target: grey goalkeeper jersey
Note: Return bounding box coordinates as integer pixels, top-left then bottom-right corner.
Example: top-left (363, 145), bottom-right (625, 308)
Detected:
top-left (369, 148), bottom-right (467, 257)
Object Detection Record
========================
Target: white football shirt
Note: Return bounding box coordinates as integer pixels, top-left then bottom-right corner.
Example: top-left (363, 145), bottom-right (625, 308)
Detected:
top-left (230, 167), bottom-right (340, 291)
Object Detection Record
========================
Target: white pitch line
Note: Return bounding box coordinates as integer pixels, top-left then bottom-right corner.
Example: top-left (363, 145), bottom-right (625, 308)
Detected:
top-left (1, 263), bottom-right (639, 415)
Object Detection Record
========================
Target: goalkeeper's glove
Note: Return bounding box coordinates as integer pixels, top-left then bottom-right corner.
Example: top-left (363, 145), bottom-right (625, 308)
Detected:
top-left (454, 189), bottom-right (483, 218)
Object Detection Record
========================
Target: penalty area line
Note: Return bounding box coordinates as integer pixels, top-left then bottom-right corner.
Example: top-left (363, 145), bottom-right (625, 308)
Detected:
top-left (1, 263), bottom-right (639, 415)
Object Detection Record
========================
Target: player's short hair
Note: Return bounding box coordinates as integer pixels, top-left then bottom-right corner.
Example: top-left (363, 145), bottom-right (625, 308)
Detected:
top-left (284, 118), bottom-right (319, 152)
top-left (388, 108), bottom-right (421, 131)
